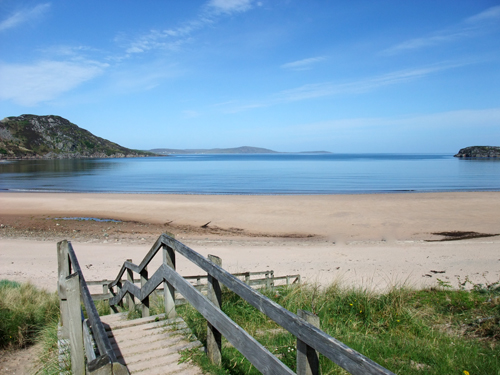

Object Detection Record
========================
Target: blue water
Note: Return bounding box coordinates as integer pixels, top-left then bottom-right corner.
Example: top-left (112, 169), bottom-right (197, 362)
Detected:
top-left (0, 154), bottom-right (499, 195)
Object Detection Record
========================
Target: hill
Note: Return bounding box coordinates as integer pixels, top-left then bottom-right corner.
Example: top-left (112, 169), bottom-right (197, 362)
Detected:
top-left (150, 146), bottom-right (331, 154)
top-left (0, 115), bottom-right (156, 159)
top-left (454, 146), bottom-right (500, 158)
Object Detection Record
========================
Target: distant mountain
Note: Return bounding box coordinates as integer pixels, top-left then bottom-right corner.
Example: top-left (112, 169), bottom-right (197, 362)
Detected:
top-left (0, 115), bottom-right (157, 159)
top-left (454, 146), bottom-right (500, 158)
top-left (149, 146), bottom-right (331, 155)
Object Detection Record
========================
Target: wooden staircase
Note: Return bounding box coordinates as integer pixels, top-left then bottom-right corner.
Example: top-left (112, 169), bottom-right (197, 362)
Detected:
top-left (57, 235), bottom-right (394, 375)
top-left (99, 313), bottom-right (203, 375)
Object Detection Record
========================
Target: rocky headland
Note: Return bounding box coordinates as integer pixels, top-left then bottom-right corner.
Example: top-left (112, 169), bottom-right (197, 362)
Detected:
top-left (454, 146), bottom-right (500, 158)
top-left (0, 114), bottom-right (156, 159)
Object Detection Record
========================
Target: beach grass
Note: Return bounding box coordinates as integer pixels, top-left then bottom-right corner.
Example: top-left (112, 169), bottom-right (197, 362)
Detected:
top-left (3, 278), bottom-right (498, 374)
top-left (0, 280), bottom-right (64, 374)
top-left (0, 280), bottom-right (59, 349)
top-left (175, 281), bottom-right (499, 375)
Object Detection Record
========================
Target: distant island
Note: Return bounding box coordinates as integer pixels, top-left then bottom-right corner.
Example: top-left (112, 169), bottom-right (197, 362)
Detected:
top-left (0, 115), bottom-right (156, 159)
top-left (149, 146), bottom-right (331, 155)
top-left (454, 146), bottom-right (500, 158)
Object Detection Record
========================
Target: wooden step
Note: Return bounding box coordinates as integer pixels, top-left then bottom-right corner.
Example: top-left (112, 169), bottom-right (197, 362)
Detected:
top-left (99, 313), bottom-right (204, 375)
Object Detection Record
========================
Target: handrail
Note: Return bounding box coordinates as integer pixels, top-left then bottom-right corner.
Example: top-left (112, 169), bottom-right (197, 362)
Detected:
top-left (109, 234), bottom-right (395, 375)
top-left (58, 240), bottom-right (126, 374)
top-left (65, 242), bottom-right (118, 366)
top-left (93, 270), bottom-right (296, 288)
top-left (109, 235), bottom-right (164, 288)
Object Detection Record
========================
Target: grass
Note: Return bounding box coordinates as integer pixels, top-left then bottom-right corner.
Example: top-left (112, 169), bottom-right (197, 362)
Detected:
top-left (0, 280), bottom-right (59, 348)
top-left (174, 281), bottom-right (499, 375)
top-left (2, 278), bottom-right (498, 374)
top-left (0, 280), bottom-right (65, 374)
top-left (32, 318), bottom-right (68, 374)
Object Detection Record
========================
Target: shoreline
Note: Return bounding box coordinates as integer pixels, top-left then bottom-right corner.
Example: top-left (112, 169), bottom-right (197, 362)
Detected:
top-left (1, 191), bottom-right (499, 292)
top-left (2, 188), bottom-right (500, 195)
top-left (1, 191), bottom-right (499, 240)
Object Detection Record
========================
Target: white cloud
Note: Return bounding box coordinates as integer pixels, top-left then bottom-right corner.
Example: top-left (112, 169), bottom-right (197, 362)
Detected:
top-left (223, 61), bottom-right (467, 112)
top-left (207, 0), bottom-right (253, 14)
top-left (276, 108), bottom-right (500, 152)
top-left (0, 3), bottom-right (50, 32)
top-left (466, 5), bottom-right (500, 24)
top-left (123, 0), bottom-right (255, 56)
top-left (0, 60), bottom-right (107, 106)
top-left (383, 5), bottom-right (500, 55)
top-left (281, 57), bottom-right (325, 71)
top-left (294, 108), bottom-right (500, 133)
top-left (108, 62), bottom-right (182, 93)
top-left (182, 110), bottom-right (201, 118)
top-left (125, 31), bottom-right (193, 55)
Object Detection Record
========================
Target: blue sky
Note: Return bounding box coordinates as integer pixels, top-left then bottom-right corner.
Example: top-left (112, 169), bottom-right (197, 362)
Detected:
top-left (1, 0), bottom-right (499, 153)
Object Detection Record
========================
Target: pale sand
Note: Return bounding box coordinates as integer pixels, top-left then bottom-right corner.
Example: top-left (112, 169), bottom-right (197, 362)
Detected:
top-left (1, 192), bottom-right (499, 292)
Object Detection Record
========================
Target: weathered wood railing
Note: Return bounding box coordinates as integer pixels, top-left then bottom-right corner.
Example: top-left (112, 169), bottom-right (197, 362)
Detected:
top-left (57, 240), bottom-right (128, 375)
top-left (88, 270), bottom-right (301, 303)
top-left (107, 233), bottom-right (395, 375)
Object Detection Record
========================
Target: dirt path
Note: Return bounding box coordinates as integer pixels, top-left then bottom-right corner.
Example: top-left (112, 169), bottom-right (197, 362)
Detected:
top-left (0, 345), bottom-right (39, 375)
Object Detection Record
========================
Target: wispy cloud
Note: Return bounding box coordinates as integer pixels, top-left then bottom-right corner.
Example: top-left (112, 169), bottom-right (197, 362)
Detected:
top-left (0, 3), bottom-right (50, 32)
top-left (270, 107), bottom-right (500, 152)
top-left (223, 61), bottom-right (467, 112)
top-left (206, 0), bottom-right (254, 15)
top-left (293, 107), bottom-right (500, 133)
top-left (125, 32), bottom-right (193, 54)
top-left (465, 5), bottom-right (500, 23)
top-left (122, 0), bottom-right (257, 56)
top-left (0, 60), bottom-right (107, 106)
top-left (182, 110), bottom-right (201, 119)
top-left (383, 5), bottom-right (500, 55)
top-left (281, 57), bottom-right (325, 71)
top-left (107, 61), bottom-right (183, 93)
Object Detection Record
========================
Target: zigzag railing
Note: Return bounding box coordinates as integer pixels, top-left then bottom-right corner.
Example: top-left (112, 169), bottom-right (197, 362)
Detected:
top-left (107, 233), bottom-right (395, 375)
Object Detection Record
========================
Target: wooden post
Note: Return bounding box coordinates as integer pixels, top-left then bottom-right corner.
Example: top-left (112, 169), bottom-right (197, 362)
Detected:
top-left (102, 282), bottom-right (108, 298)
top-left (163, 245), bottom-right (176, 318)
top-left (297, 310), bottom-right (321, 375)
top-left (266, 271), bottom-right (271, 289)
top-left (126, 259), bottom-right (135, 312)
top-left (140, 266), bottom-right (149, 317)
top-left (245, 272), bottom-right (250, 285)
top-left (102, 281), bottom-right (114, 315)
top-left (116, 279), bottom-right (124, 310)
top-left (82, 320), bottom-right (96, 363)
top-left (207, 254), bottom-right (222, 366)
top-left (66, 272), bottom-right (85, 375)
top-left (57, 241), bottom-right (70, 339)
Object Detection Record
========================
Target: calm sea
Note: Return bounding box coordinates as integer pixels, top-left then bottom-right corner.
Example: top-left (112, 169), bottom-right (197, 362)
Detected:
top-left (0, 154), bottom-right (499, 195)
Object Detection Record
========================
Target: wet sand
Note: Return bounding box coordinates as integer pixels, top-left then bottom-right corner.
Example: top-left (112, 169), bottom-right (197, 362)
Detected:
top-left (1, 191), bottom-right (499, 291)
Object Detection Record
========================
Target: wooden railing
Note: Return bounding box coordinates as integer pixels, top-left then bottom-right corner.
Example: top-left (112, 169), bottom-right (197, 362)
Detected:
top-left (57, 240), bottom-right (128, 375)
top-left (87, 270), bottom-right (301, 304)
top-left (106, 233), bottom-right (395, 375)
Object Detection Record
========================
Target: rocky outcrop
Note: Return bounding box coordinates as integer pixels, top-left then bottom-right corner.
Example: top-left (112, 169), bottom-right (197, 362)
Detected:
top-left (0, 114), bottom-right (156, 159)
top-left (454, 146), bottom-right (500, 158)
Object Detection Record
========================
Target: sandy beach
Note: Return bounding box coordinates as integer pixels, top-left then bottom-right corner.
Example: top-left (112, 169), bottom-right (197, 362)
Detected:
top-left (1, 191), bottom-right (499, 292)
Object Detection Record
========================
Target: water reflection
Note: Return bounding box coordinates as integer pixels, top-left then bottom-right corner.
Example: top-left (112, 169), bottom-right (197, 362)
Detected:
top-left (0, 155), bottom-right (499, 194)
top-left (0, 159), bottom-right (117, 177)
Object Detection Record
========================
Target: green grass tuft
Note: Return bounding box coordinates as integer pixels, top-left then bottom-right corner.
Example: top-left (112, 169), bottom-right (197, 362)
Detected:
top-left (0, 280), bottom-right (59, 348)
